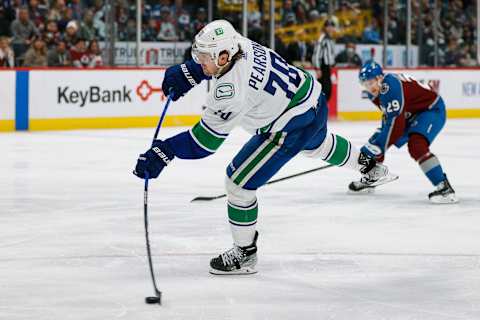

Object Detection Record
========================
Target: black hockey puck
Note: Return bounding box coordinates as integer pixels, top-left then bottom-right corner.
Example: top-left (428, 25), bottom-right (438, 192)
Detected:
top-left (145, 296), bottom-right (161, 304)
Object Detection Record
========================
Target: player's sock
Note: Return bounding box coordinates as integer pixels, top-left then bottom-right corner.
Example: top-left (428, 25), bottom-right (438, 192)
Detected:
top-left (304, 132), bottom-right (360, 170)
top-left (210, 231), bottom-right (258, 275)
top-left (418, 153), bottom-right (445, 186)
top-left (228, 200), bottom-right (257, 247)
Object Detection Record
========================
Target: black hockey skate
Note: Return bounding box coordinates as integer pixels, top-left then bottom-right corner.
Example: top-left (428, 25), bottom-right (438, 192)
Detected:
top-left (428, 174), bottom-right (458, 204)
top-left (349, 154), bottom-right (398, 193)
top-left (210, 231), bottom-right (259, 275)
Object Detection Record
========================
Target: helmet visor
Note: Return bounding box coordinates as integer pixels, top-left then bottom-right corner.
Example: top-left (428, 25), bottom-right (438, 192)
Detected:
top-left (192, 42), bottom-right (214, 65)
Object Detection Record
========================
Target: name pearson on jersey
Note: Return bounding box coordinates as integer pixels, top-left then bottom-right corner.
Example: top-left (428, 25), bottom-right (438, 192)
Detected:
top-left (248, 41), bottom-right (267, 91)
top-left (57, 86), bottom-right (132, 107)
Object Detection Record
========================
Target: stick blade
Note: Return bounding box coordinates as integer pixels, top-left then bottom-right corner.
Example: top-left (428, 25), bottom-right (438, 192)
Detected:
top-left (191, 196), bottom-right (220, 202)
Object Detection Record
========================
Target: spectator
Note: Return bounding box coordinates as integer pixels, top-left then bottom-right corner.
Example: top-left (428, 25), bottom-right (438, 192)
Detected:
top-left (444, 37), bottom-right (461, 66)
top-left (0, 6), bottom-right (12, 37)
top-left (281, 0), bottom-right (295, 26)
top-left (142, 18), bottom-right (158, 41)
top-left (58, 7), bottom-right (74, 32)
top-left (47, 40), bottom-right (71, 66)
top-left (70, 38), bottom-right (90, 67)
top-left (78, 9), bottom-right (96, 41)
top-left (87, 39), bottom-right (103, 68)
top-left (157, 6), bottom-right (177, 41)
top-left (28, 0), bottom-right (48, 28)
top-left (43, 20), bottom-right (62, 49)
top-left (47, 0), bottom-right (66, 22)
top-left (63, 20), bottom-right (79, 48)
top-left (191, 7), bottom-right (207, 35)
top-left (23, 37), bottom-right (47, 66)
top-left (68, 0), bottom-right (84, 21)
top-left (362, 17), bottom-right (381, 44)
top-left (0, 36), bottom-right (15, 67)
top-left (10, 6), bottom-right (38, 65)
top-left (335, 41), bottom-right (362, 67)
top-left (119, 18), bottom-right (136, 41)
top-left (177, 9), bottom-right (191, 41)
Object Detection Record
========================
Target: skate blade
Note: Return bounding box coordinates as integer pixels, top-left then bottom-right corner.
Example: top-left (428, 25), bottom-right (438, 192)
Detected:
top-left (368, 173), bottom-right (399, 188)
top-left (209, 267), bottom-right (258, 275)
top-left (429, 194), bottom-right (459, 204)
top-left (348, 187), bottom-right (376, 194)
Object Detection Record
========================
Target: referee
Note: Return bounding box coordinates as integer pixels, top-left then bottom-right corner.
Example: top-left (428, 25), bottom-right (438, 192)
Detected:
top-left (312, 19), bottom-right (336, 102)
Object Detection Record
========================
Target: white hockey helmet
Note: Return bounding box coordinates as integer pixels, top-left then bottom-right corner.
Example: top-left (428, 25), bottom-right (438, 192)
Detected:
top-left (192, 20), bottom-right (241, 67)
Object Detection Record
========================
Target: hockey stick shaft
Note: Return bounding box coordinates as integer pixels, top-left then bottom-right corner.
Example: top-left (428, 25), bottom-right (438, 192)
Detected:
top-left (190, 163), bottom-right (335, 202)
top-left (143, 94), bottom-right (173, 304)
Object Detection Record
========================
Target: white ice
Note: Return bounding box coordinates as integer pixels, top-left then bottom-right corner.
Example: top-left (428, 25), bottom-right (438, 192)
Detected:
top-left (1, 119), bottom-right (479, 320)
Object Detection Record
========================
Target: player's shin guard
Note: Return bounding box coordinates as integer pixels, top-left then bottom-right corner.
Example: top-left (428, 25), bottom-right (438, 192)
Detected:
top-left (225, 177), bottom-right (257, 246)
top-left (304, 133), bottom-right (360, 169)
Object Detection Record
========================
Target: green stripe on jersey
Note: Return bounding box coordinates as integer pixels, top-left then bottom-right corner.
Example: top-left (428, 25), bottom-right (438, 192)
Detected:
top-left (326, 134), bottom-right (350, 166)
top-left (233, 132), bottom-right (283, 185)
top-left (286, 71), bottom-right (313, 110)
top-left (228, 202), bottom-right (258, 223)
top-left (190, 121), bottom-right (226, 152)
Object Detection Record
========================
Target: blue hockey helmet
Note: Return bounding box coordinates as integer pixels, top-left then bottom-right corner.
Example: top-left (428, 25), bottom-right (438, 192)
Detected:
top-left (359, 60), bottom-right (383, 82)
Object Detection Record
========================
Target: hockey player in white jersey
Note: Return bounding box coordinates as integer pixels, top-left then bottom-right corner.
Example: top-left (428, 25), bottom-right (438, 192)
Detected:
top-left (133, 20), bottom-right (396, 275)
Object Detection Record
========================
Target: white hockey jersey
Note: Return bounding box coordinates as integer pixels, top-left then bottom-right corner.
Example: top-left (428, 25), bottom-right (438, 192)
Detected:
top-left (189, 37), bottom-right (323, 154)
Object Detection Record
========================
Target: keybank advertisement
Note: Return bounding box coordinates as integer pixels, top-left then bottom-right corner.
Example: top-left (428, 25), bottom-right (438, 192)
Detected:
top-left (0, 71), bottom-right (15, 121)
top-left (337, 69), bottom-right (480, 113)
top-left (28, 70), bottom-right (207, 119)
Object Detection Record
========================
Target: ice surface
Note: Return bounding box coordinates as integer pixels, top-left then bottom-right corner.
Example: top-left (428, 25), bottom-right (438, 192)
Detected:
top-left (1, 119), bottom-right (479, 320)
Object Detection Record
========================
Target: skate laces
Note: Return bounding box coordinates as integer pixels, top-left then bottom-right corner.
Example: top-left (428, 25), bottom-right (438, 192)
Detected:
top-left (220, 246), bottom-right (245, 266)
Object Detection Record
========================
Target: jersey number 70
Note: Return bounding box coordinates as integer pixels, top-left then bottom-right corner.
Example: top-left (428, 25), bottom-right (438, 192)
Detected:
top-left (263, 51), bottom-right (301, 99)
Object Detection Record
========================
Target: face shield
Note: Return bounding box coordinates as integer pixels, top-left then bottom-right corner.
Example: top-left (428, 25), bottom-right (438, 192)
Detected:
top-left (191, 41), bottom-right (215, 65)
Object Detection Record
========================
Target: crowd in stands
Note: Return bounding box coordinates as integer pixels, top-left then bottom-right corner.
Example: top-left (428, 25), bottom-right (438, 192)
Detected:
top-left (0, 0), bottom-right (477, 68)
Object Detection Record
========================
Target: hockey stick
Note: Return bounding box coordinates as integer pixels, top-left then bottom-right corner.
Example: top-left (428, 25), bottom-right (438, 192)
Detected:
top-left (143, 94), bottom-right (172, 306)
top-left (190, 163), bottom-right (335, 202)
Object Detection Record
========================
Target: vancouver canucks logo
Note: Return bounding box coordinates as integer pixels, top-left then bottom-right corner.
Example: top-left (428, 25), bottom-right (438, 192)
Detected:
top-left (215, 83), bottom-right (235, 100)
top-left (380, 83), bottom-right (390, 94)
top-left (215, 28), bottom-right (224, 36)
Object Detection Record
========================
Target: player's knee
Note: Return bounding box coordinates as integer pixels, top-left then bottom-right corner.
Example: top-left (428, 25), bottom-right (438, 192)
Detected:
top-left (225, 175), bottom-right (256, 206)
top-left (408, 134), bottom-right (430, 161)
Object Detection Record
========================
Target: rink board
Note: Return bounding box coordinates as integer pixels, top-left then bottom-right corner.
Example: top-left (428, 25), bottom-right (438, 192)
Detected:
top-left (2, 68), bottom-right (480, 131)
top-left (336, 68), bottom-right (480, 120)
top-left (27, 69), bottom-right (205, 131)
top-left (0, 71), bottom-right (15, 131)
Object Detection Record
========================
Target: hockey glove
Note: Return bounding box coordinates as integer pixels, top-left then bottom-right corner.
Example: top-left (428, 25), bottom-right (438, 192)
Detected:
top-left (133, 140), bottom-right (175, 179)
top-left (162, 60), bottom-right (210, 101)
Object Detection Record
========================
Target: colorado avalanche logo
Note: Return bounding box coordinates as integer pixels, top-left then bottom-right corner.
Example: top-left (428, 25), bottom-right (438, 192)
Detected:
top-left (380, 83), bottom-right (390, 94)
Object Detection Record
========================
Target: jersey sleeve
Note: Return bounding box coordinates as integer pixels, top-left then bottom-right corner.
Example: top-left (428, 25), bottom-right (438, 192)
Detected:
top-left (165, 81), bottom-right (246, 159)
top-left (364, 75), bottom-right (406, 156)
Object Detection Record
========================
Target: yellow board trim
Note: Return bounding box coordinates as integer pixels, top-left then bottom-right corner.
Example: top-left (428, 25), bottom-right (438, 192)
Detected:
top-left (0, 120), bottom-right (15, 132)
top-left (29, 115), bottom-right (201, 131)
top-left (338, 109), bottom-right (480, 121)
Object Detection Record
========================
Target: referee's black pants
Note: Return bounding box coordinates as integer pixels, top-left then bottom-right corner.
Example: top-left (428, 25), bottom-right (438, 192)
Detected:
top-left (318, 65), bottom-right (332, 102)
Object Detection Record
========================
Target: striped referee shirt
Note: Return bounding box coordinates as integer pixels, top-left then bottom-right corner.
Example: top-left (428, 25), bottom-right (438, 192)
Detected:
top-left (312, 33), bottom-right (335, 68)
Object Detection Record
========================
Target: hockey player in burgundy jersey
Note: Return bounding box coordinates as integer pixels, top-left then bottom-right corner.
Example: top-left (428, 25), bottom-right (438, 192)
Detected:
top-left (349, 61), bottom-right (458, 204)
